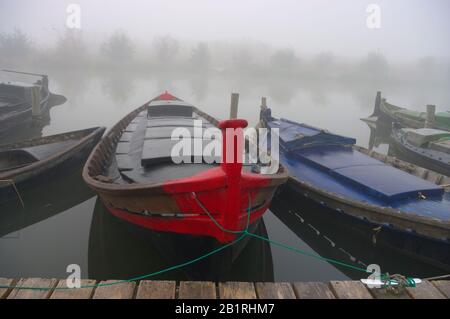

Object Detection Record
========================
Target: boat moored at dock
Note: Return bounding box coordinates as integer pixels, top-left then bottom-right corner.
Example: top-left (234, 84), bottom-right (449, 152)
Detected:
top-left (259, 101), bottom-right (450, 271)
top-left (391, 124), bottom-right (450, 177)
top-left (82, 92), bottom-right (287, 265)
top-left (363, 91), bottom-right (450, 131)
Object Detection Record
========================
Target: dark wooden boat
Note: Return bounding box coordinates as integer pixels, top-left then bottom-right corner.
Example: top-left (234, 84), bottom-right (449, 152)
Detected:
top-left (260, 103), bottom-right (450, 271)
top-left (0, 71), bottom-right (51, 135)
top-left (364, 91), bottom-right (450, 131)
top-left (83, 92), bottom-right (287, 252)
top-left (391, 124), bottom-right (450, 177)
top-left (0, 127), bottom-right (105, 200)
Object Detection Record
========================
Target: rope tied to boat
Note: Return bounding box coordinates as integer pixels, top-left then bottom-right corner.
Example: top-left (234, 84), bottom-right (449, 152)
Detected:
top-left (381, 273), bottom-right (416, 295)
top-left (0, 179), bottom-right (25, 208)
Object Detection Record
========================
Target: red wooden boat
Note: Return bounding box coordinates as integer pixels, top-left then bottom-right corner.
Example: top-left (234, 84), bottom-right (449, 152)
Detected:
top-left (83, 92), bottom-right (287, 247)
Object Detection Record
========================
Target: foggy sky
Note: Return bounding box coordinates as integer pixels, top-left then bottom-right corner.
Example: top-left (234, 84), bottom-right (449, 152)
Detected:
top-left (1, 0), bottom-right (449, 61)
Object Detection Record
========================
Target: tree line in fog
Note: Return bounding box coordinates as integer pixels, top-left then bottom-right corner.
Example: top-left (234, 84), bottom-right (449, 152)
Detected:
top-left (1, 28), bottom-right (449, 86)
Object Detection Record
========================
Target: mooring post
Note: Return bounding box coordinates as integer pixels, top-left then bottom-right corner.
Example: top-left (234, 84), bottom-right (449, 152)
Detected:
top-left (261, 97), bottom-right (267, 110)
top-left (425, 104), bottom-right (436, 128)
top-left (31, 85), bottom-right (41, 118)
top-left (229, 93), bottom-right (239, 119)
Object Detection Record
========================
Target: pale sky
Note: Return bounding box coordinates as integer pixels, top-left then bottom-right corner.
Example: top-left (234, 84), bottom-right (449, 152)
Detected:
top-left (1, 0), bottom-right (449, 60)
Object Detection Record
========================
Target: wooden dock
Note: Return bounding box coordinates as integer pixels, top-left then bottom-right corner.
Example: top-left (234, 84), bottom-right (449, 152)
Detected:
top-left (1, 278), bottom-right (449, 299)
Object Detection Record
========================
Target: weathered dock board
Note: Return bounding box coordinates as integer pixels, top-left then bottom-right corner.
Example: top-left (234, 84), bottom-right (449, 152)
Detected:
top-left (0, 278), bottom-right (449, 299)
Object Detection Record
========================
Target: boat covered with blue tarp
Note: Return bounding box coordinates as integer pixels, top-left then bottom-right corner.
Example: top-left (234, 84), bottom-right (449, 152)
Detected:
top-left (259, 104), bottom-right (450, 271)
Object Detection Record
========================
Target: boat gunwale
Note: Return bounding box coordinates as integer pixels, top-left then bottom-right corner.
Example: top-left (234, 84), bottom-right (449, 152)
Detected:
top-left (82, 100), bottom-right (288, 194)
top-left (0, 126), bottom-right (106, 180)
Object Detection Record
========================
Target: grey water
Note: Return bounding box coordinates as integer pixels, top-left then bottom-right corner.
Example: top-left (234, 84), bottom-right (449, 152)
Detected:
top-left (0, 69), bottom-right (448, 282)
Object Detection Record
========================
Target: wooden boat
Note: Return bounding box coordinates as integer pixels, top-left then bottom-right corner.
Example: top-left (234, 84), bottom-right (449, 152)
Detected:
top-left (0, 127), bottom-right (105, 200)
top-left (0, 71), bottom-right (51, 135)
top-left (83, 92), bottom-right (287, 249)
top-left (364, 91), bottom-right (450, 131)
top-left (259, 103), bottom-right (450, 271)
top-left (391, 124), bottom-right (450, 177)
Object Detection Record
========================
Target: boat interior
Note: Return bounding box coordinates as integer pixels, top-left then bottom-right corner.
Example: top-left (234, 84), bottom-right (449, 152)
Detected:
top-left (109, 101), bottom-right (257, 185)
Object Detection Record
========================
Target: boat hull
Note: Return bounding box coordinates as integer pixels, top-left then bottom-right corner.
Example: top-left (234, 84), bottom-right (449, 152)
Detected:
top-left (283, 181), bottom-right (450, 272)
top-left (88, 198), bottom-right (274, 281)
top-left (390, 129), bottom-right (450, 177)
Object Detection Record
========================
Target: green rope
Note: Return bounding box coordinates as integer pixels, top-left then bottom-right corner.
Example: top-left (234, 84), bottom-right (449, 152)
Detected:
top-left (0, 196), bottom-right (417, 291)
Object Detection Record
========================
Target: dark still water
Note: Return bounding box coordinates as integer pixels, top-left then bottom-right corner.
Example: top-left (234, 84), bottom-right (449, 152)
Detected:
top-left (0, 71), bottom-right (448, 282)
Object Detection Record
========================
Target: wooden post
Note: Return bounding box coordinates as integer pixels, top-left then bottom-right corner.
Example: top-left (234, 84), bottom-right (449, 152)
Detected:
top-left (229, 93), bottom-right (239, 119)
top-left (31, 85), bottom-right (41, 117)
top-left (261, 97), bottom-right (267, 110)
top-left (425, 104), bottom-right (436, 128)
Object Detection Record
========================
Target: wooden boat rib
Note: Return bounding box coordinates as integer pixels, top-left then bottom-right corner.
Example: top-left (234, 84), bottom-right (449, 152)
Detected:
top-left (260, 105), bottom-right (450, 270)
top-left (0, 127), bottom-right (105, 193)
top-left (83, 92), bottom-right (287, 244)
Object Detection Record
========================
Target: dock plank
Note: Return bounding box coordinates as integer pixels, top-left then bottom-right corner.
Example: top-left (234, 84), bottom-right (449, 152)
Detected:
top-left (50, 279), bottom-right (97, 299)
top-left (92, 281), bottom-right (136, 299)
top-left (7, 278), bottom-right (57, 299)
top-left (330, 281), bottom-right (373, 299)
top-left (255, 282), bottom-right (296, 299)
top-left (0, 278), bottom-right (16, 299)
top-left (293, 282), bottom-right (336, 299)
top-left (432, 280), bottom-right (450, 298)
top-left (178, 281), bottom-right (216, 299)
top-left (368, 287), bottom-right (411, 299)
top-left (406, 281), bottom-right (445, 299)
top-left (219, 282), bottom-right (257, 299)
top-left (136, 280), bottom-right (176, 299)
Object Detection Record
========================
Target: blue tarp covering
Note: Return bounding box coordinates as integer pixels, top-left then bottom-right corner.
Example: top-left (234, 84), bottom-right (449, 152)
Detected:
top-left (267, 118), bottom-right (356, 151)
top-left (269, 117), bottom-right (444, 203)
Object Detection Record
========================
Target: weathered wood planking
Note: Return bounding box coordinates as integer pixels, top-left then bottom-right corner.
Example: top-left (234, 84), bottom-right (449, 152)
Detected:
top-left (0, 278), bottom-right (16, 299)
top-left (136, 280), bottom-right (176, 299)
top-left (92, 280), bottom-right (136, 299)
top-left (0, 279), bottom-right (449, 299)
top-left (255, 282), bottom-right (296, 299)
top-left (368, 287), bottom-right (411, 299)
top-left (178, 281), bottom-right (216, 299)
top-left (219, 282), bottom-right (257, 299)
top-left (406, 280), bottom-right (446, 299)
top-left (432, 280), bottom-right (450, 298)
top-left (50, 280), bottom-right (97, 299)
top-left (330, 281), bottom-right (373, 299)
top-left (293, 282), bottom-right (336, 299)
top-left (7, 278), bottom-right (57, 299)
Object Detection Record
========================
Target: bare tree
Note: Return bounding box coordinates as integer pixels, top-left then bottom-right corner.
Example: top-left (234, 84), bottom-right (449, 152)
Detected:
top-left (153, 36), bottom-right (179, 67)
top-left (189, 42), bottom-right (210, 72)
top-left (0, 28), bottom-right (33, 65)
top-left (101, 30), bottom-right (135, 63)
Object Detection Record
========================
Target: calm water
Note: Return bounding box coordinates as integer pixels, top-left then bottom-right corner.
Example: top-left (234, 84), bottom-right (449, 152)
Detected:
top-left (0, 70), bottom-right (448, 281)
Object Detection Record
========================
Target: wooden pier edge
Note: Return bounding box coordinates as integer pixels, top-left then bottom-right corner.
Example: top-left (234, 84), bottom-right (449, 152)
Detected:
top-left (0, 278), bottom-right (449, 299)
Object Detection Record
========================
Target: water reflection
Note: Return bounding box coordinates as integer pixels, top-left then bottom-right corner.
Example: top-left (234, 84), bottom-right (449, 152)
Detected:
top-left (88, 198), bottom-right (274, 281)
top-left (0, 169), bottom-right (93, 237)
top-left (271, 188), bottom-right (445, 279)
top-left (0, 93), bottom-right (67, 145)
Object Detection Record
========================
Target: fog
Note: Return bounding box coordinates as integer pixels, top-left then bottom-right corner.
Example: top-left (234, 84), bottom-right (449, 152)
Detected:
top-left (0, 0), bottom-right (449, 145)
